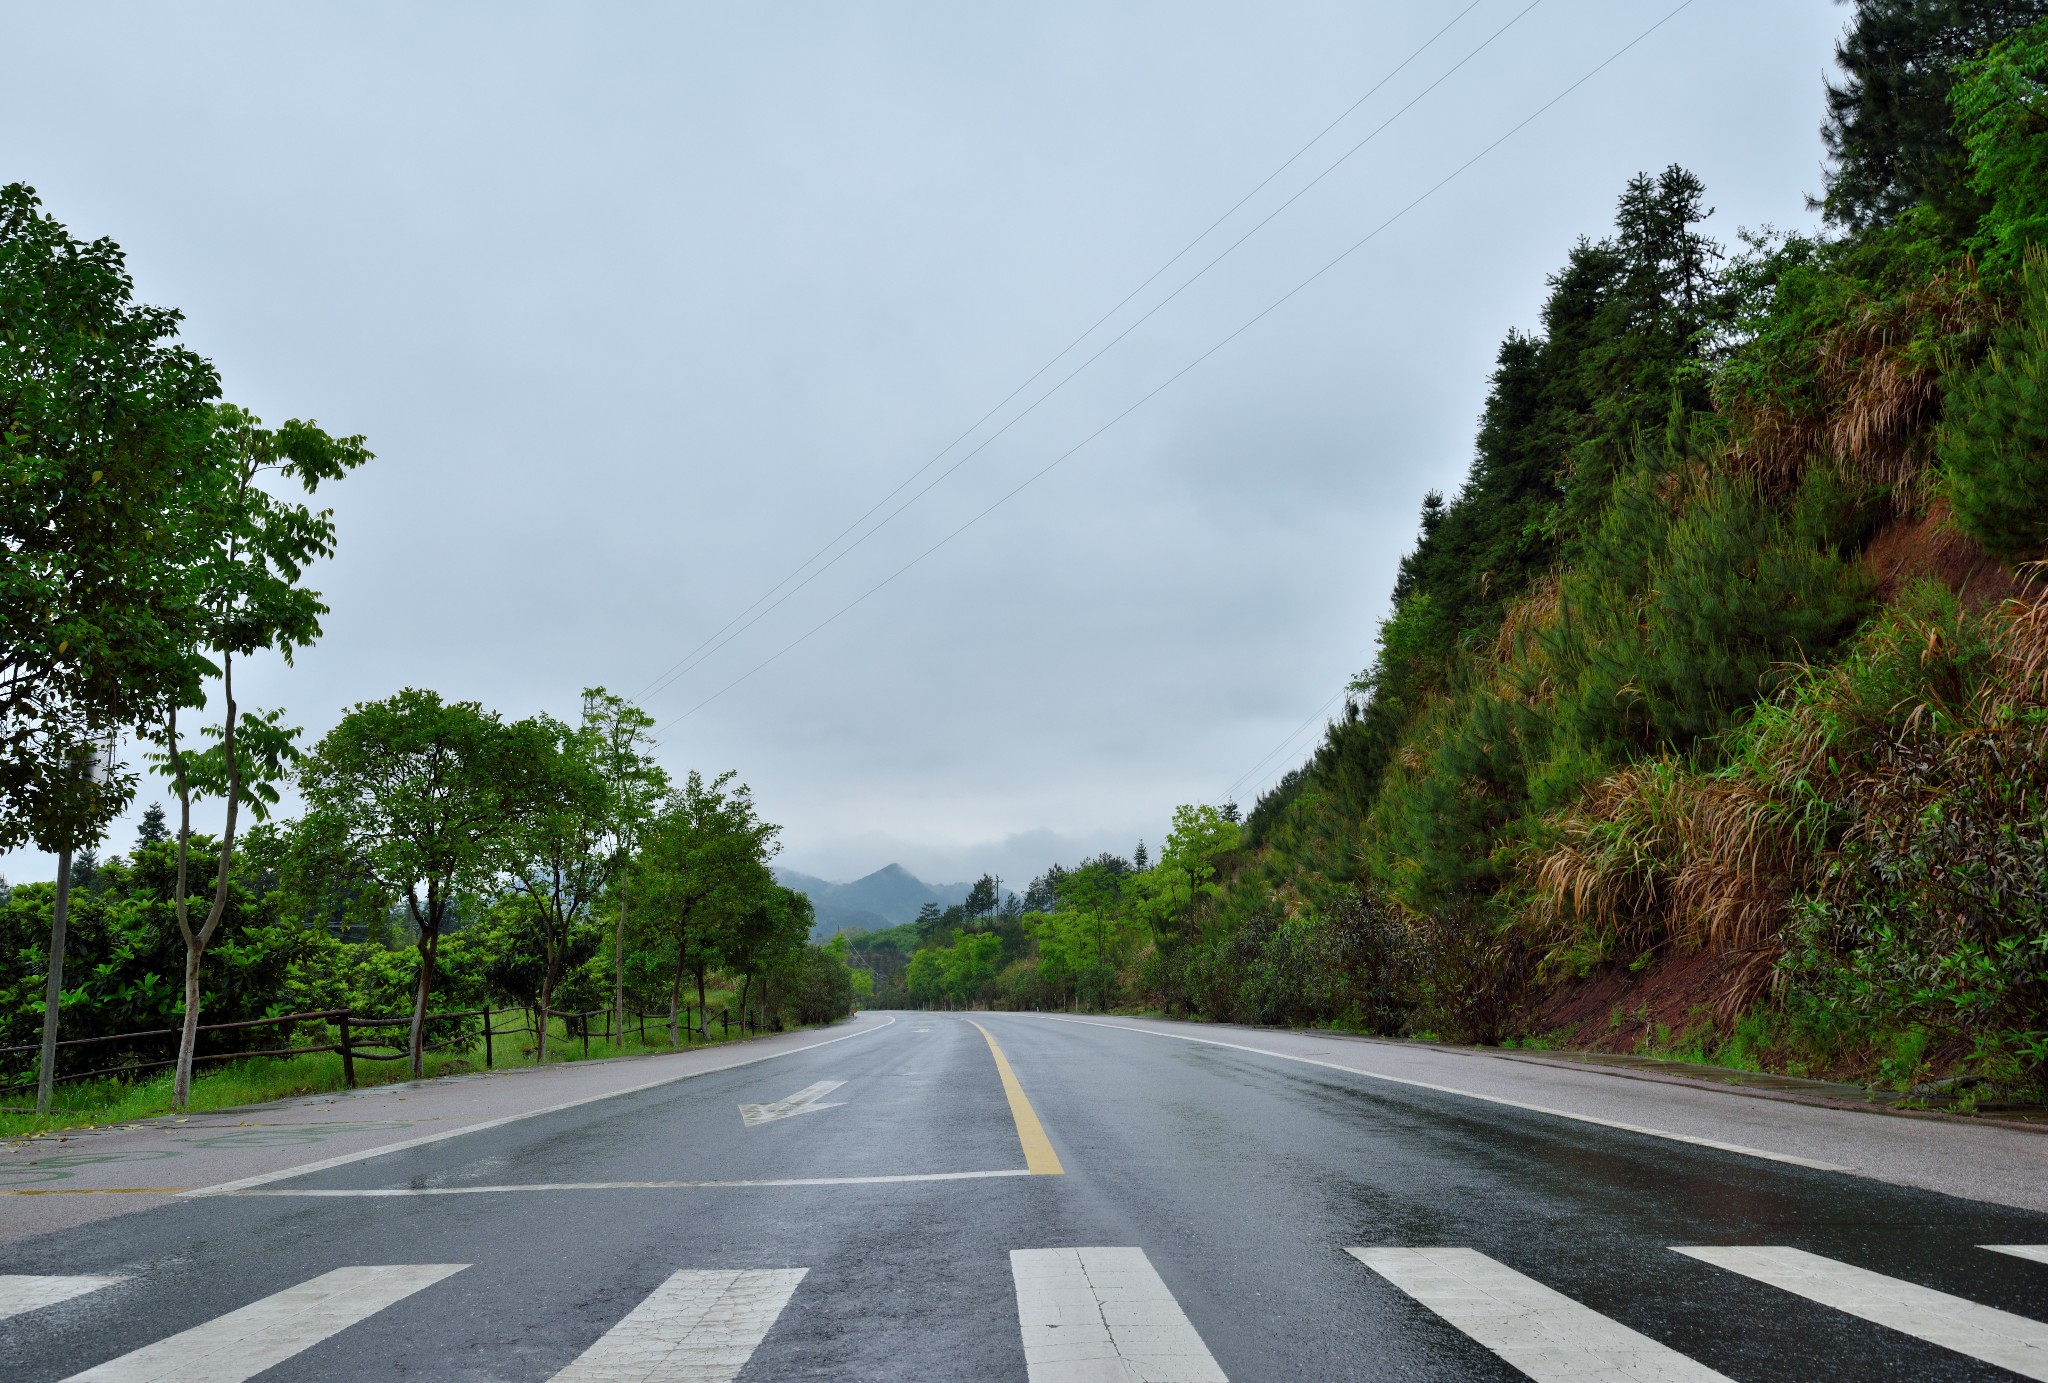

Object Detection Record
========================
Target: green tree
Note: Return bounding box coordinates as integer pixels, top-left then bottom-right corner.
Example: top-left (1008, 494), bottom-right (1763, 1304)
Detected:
top-left (293, 690), bottom-right (541, 1077)
top-left (576, 688), bottom-right (665, 1042)
top-left (149, 406), bottom-right (366, 1108)
top-left (1819, 0), bottom-right (2048, 234)
top-left (501, 714), bottom-right (612, 1061)
top-left (0, 184), bottom-right (215, 856)
top-left (633, 771), bottom-right (778, 1042)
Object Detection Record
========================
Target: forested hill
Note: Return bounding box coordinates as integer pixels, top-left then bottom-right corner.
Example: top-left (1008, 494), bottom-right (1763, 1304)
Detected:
top-left (1158, 1), bottom-right (2048, 1087)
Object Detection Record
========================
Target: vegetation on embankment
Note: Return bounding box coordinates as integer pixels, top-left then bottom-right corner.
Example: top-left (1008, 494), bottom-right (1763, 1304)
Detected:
top-left (867, 4), bottom-right (2048, 1110)
top-left (1171, 2), bottom-right (2048, 1099)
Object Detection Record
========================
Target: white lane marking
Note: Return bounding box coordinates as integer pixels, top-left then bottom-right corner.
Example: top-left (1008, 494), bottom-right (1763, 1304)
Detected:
top-left (739, 1080), bottom-right (846, 1127)
top-left (1987, 1245), bottom-right (2048, 1266)
top-left (60, 1264), bottom-right (465, 1383)
top-left (1676, 1246), bottom-right (2048, 1380)
top-left (221, 1168), bottom-right (1033, 1195)
top-left (185, 1015), bottom-right (895, 1196)
top-left (549, 1268), bottom-right (804, 1382)
top-left (1352, 1247), bottom-right (1732, 1382)
top-left (0, 1274), bottom-right (126, 1321)
top-left (1010, 1246), bottom-right (1228, 1383)
top-left (1035, 1016), bottom-right (1851, 1172)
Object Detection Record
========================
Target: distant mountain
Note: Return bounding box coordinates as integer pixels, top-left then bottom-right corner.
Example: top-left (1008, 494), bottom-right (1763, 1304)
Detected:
top-left (777, 863), bottom-right (972, 939)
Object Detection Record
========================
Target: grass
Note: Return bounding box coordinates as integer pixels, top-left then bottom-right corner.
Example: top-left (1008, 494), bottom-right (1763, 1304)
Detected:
top-left (0, 1004), bottom-right (769, 1140)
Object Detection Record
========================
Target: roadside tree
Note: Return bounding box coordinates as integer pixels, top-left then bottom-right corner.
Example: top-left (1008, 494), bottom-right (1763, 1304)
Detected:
top-left (293, 690), bottom-right (541, 1077)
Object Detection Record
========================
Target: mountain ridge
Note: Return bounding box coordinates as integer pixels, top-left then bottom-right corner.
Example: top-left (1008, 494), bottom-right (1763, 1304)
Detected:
top-left (776, 863), bottom-right (972, 939)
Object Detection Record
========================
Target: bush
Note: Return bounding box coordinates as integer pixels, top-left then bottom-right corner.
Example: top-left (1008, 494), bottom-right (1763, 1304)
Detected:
top-left (1940, 257), bottom-right (2048, 558)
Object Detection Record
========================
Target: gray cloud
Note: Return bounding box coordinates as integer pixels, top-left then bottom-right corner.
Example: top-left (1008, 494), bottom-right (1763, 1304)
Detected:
top-left (2, 0), bottom-right (1846, 886)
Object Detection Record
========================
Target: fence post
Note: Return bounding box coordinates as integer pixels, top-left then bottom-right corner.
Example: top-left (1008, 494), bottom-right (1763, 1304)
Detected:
top-left (722, 1007), bottom-right (729, 1038)
top-left (581, 1013), bottom-right (590, 1060)
top-left (637, 1010), bottom-right (645, 1043)
top-left (339, 1012), bottom-right (356, 1089)
top-left (482, 1008), bottom-right (494, 1069)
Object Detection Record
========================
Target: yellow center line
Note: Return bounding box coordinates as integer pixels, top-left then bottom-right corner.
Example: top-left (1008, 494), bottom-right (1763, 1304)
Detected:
top-left (967, 1019), bottom-right (1063, 1176)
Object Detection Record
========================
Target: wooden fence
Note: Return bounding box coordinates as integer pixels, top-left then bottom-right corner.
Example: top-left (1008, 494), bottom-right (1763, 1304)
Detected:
top-left (1, 1001), bottom-right (758, 1093)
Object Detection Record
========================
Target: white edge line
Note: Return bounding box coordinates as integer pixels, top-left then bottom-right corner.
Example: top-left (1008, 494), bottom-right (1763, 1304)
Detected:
top-left (182, 1014), bottom-right (897, 1196)
top-left (1031, 1015), bottom-right (1851, 1173)
top-left (217, 1168), bottom-right (1032, 1195)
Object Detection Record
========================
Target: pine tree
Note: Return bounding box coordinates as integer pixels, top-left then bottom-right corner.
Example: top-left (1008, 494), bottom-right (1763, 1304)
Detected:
top-left (1819, 0), bottom-right (2048, 233)
top-left (135, 802), bottom-right (169, 849)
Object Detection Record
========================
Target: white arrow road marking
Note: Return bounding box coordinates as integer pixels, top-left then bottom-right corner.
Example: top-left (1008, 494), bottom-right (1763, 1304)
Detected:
top-left (60, 1264), bottom-right (466, 1383)
top-left (549, 1268), bottom-right (806, 1382)
top-left (1352, 1247), bottom-right (1733, 1382)
top-left (739, 1080), bottom-right (845, 1128)
top-left (0, 1274), bottom-right (126, 1321)
top-left (1677, 1245), bottom-right (2048, 1380)
top-left (1987, 1245), bottom-right (2048, 1266)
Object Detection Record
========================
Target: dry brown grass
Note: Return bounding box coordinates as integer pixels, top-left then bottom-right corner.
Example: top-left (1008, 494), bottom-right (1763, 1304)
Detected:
top-left (1529, 571), bottom-right (2048, 1023)
top-left (1725, 265), bottom-right (2003, 499)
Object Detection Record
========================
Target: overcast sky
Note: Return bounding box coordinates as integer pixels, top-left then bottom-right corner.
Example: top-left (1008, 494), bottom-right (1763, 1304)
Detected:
top-left (4, 1), bottom-right (1848, 887)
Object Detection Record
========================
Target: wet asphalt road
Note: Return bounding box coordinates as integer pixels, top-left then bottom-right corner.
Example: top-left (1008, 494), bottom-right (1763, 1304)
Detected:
top-left (3, 1011), bottom-right (2047, 1381)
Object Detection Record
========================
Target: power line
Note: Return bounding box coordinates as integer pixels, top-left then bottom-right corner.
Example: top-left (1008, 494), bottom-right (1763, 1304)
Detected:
top-left (1216, 683), bottom-right (1357, 808)
top-left (632, 0), bottom-right (1511, 707)
top-left (655, 0), bottom-right (1698, 735)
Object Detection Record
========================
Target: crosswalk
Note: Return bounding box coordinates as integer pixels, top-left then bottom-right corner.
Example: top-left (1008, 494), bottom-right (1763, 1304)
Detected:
top-left (4, 1243), bottom-right (2043, 1381)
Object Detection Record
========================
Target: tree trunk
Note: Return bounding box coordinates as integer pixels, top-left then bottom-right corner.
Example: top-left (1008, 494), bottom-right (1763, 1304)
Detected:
top-left (35, 848), bottom-right (73, 1115)
top-left (536, 954), bottom-right (560, 1064)
top-left (695, 962), bottom-right (709, 1040)
top-left (668, 950), bottom-right (686, 1047)
top-left (614, 885), bottom-right (627, 1046)
top-left (409, 916), bottom-right (440, 1079)
top-left (737, 974), bottom-right (753, 1033)
top-left (173, 935), bottom-right (204, 1105)
top-left (172, 657), bottom-right (243, 1111)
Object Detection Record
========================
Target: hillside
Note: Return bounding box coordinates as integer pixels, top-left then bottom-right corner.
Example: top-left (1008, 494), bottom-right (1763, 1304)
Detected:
top-left (876, 3), bottom-right (2048, 1108)
top-left (1172, 3), bottom-right (2048, 1089)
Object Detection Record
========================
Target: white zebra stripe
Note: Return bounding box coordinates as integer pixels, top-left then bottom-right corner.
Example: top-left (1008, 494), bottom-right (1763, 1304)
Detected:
top-left (0, 1274), bottom-right (126, 1321)
top-left (59, 1264), bottom-right (465, 1383)
top-left (1010, 1246), bottom-right (1228, 1382)
top-left (1986, 1245), bottom-right (2048, 1267)
top-left (547, 1268), bottom-right (806, 1382)
top-left (1351, 1246), bottom-right (1733, 1382)
top-left (1676, 1245), bottom-right (2048, 1381)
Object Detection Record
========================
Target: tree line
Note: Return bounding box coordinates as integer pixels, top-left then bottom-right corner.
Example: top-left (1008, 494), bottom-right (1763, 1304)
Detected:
top-left (1, 184), bottom-right (850, 1109)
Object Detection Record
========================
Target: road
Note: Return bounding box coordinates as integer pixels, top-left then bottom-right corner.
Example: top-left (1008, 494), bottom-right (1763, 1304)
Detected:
top-left (3, 1011), bottom-right (2047, 1381)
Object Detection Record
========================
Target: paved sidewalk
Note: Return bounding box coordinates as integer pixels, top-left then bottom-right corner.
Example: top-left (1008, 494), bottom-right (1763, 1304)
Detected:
top-left (0, 1013), bottom-right (894, 1245)
top-left (1039, 1016), bottom-right (2048, 1214)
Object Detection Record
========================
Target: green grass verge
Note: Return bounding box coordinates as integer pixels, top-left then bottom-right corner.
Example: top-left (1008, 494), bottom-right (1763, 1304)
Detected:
top-left (0, 1005), bottom-right (771, 1139)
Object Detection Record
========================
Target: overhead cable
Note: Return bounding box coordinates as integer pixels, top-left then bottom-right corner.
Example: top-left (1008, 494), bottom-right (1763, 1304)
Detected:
top-left (655, 0), bottom-right (1699, 733)
top-left (633, 0), bottom-right (1513, 706)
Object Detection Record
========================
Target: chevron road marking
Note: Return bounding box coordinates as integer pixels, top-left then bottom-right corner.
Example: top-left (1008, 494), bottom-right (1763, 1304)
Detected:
top-left (1352, 1247), bottom-right (1732, 1382)
top-left (57, 1264), bottom-right (466, 1382)
top-left (0, 1274), bottom-right (126, 1321)
top-left (1011, 1246), bottom-right (1227, 1382)
top-left (547, 1268), bottom-right (805, 1382)
top-left (1676, 1245), bottom-right (2048, 1380)
top-left (1986, 1245), bottom-right (2048, 1266)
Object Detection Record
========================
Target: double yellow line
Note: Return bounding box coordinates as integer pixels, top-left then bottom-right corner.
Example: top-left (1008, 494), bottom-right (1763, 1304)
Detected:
top-left (967, 1020), bottom-right (1063, 1176)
